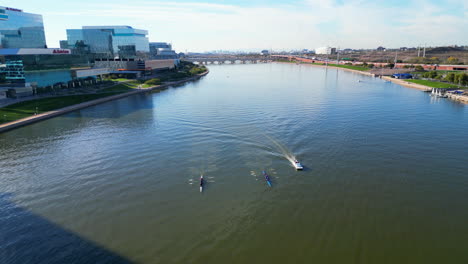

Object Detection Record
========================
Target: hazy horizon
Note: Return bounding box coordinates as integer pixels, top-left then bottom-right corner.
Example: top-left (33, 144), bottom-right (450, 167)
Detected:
top-left (2, 0), bottom-right (467, 52)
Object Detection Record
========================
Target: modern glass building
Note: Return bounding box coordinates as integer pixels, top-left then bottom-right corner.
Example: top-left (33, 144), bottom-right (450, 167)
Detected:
top-left (149, 42), bottom-right (178, 59)
top-left (0, 6), bottom-right (47, 48)
top-left (66, 26), bottom-right (149, 58)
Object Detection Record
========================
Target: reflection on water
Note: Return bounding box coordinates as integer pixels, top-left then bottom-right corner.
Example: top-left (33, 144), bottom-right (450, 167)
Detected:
top-left (1, 64), bottom-right (468, 263)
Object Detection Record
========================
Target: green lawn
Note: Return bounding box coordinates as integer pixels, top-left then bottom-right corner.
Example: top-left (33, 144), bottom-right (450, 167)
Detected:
top-left (100, 82), bottom-right (140, 93)
top-left (0, 93), bottom-right (119, 124)
top-left (406, 79), bottom-right (463, 89)
top-left (326, 63), bottom-right (371, 71)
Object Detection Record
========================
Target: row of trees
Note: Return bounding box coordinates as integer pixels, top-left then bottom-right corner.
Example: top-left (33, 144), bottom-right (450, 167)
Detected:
top-left (421, 71), bottom-right (468, 86)
top-left (407, 56), bottom-right (462, 65)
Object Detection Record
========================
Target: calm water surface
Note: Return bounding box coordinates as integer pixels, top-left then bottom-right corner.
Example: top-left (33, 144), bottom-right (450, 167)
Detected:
top-left (1, 64), bottom-right (468, 263)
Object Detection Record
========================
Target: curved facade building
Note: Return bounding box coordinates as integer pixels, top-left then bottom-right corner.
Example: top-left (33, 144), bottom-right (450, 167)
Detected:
top-left (0, 7), bottom-right (47, 48)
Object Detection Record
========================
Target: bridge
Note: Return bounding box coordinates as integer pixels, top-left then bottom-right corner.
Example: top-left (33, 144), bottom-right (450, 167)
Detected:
top-left (183, 55), bottom-right (273, 65)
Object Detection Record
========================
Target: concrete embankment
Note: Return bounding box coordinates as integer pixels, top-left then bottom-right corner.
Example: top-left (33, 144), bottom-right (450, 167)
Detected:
top-left (381, 76), bottom-right (431, 91)
top-left (447, 93), bottom-right (468, 103)
top-left (0, 71), bottom-right (209, 133)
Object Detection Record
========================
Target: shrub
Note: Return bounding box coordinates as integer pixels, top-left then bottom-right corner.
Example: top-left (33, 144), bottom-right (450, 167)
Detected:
top-left (423, 71), bottom-right (438, 79)
top-left (415, 65), bottom-right (424, 71)
top-left (444, 73), bottom-right (456, 83)
top-left (454, 73), bottom-right (468, 86)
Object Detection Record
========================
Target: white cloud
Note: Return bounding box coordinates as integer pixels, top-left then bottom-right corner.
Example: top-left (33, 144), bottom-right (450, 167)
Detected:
top-left (40, 0), bottom-right (468, 51)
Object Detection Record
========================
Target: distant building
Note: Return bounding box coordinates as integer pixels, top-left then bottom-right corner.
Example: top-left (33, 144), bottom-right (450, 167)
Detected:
top-left (149, 42), bottom-right (178, 59)
top-left (66, 26), bottom-right (149, 58)
top-left (0, 6), bottom-right (47, 48)
top-left (315, 47), bottom-right (336, 55)
top-left (261, 50), bottom-right (269, 55)
top-left (376, 46), bottom-right (386, 51)
top-left (399, 47), bottom-right (408, 51)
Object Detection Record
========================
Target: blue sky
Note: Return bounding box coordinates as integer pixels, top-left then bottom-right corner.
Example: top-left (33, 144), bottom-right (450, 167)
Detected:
top-left (2, 0), bottom-right (467, 52)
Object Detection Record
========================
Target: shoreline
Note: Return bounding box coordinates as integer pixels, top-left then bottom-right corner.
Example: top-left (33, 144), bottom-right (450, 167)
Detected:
top-left (0, 70), bottom-right (209, 133)
top-left (276, 61), bottom-right (374, 76)
top-left (276, 61), bottom-right (468, 104)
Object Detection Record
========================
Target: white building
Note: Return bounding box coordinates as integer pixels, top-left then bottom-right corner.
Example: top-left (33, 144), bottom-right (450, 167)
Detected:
top-left (315, 47), bottom-right (336, 55)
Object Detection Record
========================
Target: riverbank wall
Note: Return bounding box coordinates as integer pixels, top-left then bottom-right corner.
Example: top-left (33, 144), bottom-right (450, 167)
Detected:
top-left (381, 76), bottom-right (431, 91)
top-left (0, 71), bottom-right (209, 133)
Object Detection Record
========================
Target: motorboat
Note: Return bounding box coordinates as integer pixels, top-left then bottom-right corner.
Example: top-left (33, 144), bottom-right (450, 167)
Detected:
top-left (293, 160), bottom-right (303, 170)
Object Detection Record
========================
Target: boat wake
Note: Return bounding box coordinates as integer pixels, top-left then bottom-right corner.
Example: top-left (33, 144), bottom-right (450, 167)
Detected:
top-left (265, 134), bottom-right (301, 169)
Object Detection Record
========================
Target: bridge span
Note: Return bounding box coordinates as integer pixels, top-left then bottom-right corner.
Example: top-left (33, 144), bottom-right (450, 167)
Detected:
top-left (183, 55), bottom-right (273, 65)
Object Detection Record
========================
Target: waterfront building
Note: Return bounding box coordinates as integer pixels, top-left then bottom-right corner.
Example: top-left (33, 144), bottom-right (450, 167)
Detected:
top-left (0, 48), bottom-right (104, 96)
top-left (0, 60), bottom-right (33, 98)
top-left (66, 26), bottom-right (149, 58)
top-left (149, 42), bottom-right (178, 59)
top-left (0, 6), bottom-right (47, 48)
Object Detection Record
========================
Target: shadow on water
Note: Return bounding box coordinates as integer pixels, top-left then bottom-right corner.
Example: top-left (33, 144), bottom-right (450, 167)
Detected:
top-left (0, 193), bottom-right (134, 264)
top-left (67, 93), bottom-right (156, 119)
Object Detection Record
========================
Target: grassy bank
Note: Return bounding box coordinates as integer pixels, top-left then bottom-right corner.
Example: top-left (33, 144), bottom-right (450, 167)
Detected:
top-left (0, 93), bottom-right (120, 124)
top-left (277, 60), bottom-right (371, 71)
top-left (0, 64), bottom-right (209, 125)
top-left (324, 63), bottom-right (371, 71)
top-left (406, 79), bottom-right (463, 89)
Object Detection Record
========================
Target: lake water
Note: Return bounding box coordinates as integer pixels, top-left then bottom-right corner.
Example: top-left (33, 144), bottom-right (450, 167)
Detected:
top-left (1, 63), bottom-right (468, 264)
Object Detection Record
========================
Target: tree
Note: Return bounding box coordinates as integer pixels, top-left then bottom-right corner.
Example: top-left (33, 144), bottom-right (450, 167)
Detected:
top-left (446, 56), bottom-right (459, 64)
top-left (459, 73), bottom-right (468, 86)
top-left (415, 65), bottom-right (424, 71)
top-left (427, 71), bottom-right (438, 78)
top-left (430, 57), bottom-right (440, 64)
top-left (445, 72), bottom-right (456, 83)
top-left (454, 73), bottom-right (468, 86)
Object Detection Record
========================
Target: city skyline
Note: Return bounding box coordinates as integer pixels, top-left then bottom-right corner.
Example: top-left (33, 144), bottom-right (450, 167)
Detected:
top-left (2, 0), bottom-right (467, 52)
